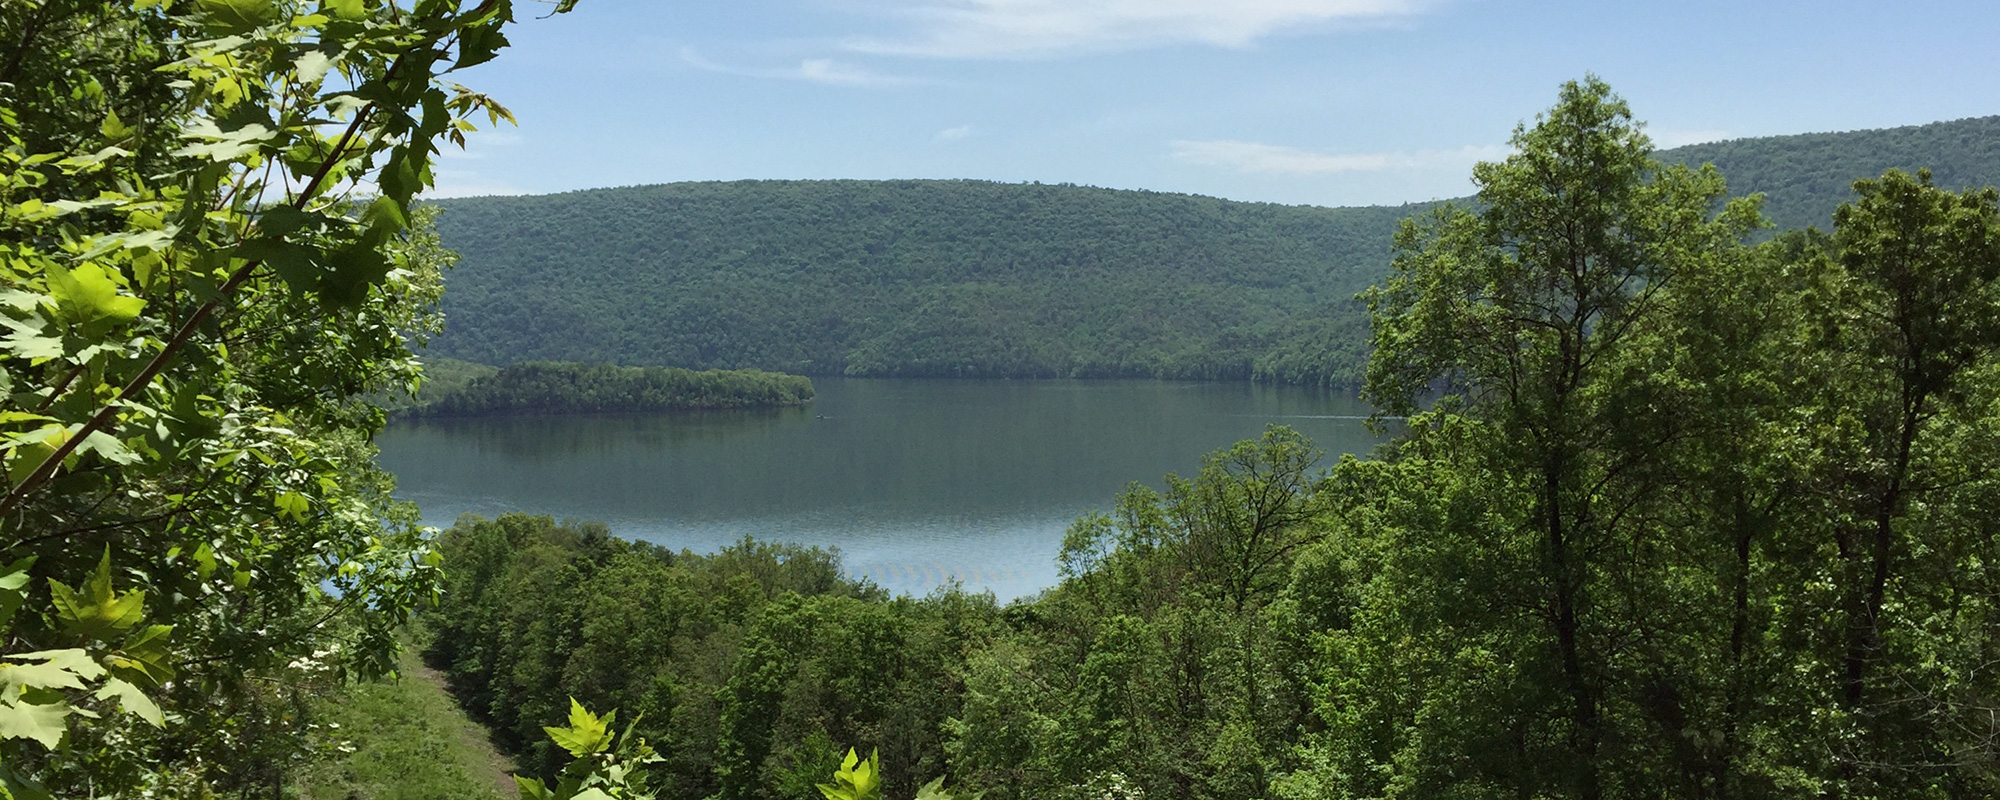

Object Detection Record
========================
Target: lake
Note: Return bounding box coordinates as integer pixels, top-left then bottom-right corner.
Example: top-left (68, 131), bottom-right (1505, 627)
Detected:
top-left (374, 377), bottom-right (1384, 600)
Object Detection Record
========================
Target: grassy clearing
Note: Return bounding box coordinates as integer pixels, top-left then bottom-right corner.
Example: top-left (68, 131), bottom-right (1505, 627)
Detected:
top-left (295, 631), bottom-right (517, 800)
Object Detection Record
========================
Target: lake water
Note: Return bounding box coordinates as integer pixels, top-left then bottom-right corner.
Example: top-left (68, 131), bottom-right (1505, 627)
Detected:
top-left (374, 378), bottom-right (1384, 600)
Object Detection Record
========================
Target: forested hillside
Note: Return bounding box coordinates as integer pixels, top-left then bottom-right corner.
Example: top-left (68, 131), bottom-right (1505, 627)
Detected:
top-left (427, 116), bottom-right (2000, 386)
top-left (1663, 115), bottom-right (2000, 231)
top-left (430, 182), bottom-right (1400, 385)
top-left (422, 83), bottom-right (2000, 800)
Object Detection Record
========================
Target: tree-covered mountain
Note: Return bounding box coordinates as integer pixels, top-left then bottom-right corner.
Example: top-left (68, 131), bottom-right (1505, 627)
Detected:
top-left (1661, 115), bottom-right (2000, 231)
top-left (429, 181), bottom-right (1404, 385)
top-left (426, 115), bottom-right (2000, 386)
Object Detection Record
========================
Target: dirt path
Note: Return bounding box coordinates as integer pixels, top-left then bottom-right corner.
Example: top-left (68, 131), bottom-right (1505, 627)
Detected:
top-left (403, 652), bottom-right (521, 797)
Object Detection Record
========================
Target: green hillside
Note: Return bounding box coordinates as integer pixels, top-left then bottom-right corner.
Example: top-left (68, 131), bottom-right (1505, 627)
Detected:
top-left (1661, 115), bottom-right (2000, 231)
top-left (426, 115), bottom-right (2000, 385)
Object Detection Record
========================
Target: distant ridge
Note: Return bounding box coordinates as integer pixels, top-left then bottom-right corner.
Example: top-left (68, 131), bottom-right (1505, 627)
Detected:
top-left (1659, 115), bottom-right (2000, 231)
top-left (426, 115), bottom-right (2000, 386)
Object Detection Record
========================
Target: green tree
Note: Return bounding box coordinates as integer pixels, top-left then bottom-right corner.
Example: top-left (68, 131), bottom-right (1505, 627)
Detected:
top-left (1788, 169), bottom-right (2000, 797)
top-left (0, 0), bottom-right (573, 791)
top-left (1359, 76), bottom-right (1763, 800)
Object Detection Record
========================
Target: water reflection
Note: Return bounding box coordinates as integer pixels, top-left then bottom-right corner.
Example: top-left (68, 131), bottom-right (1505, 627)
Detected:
top-left (376, 378), bottom-right (1385, 600)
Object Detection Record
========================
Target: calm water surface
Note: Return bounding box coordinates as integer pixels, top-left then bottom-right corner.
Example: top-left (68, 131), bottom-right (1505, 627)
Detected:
top-left (375, 378), bottom-right (1385, 600)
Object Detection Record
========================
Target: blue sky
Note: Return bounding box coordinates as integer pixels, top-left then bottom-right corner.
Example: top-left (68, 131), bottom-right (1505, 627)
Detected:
top-left (429, 0), bottom-right (2000, 207)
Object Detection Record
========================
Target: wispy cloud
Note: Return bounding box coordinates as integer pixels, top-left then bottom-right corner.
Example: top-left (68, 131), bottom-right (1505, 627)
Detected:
top-left (1647, 127), bottom-right (1731, 148)
top-left (681, 46), bottom-right (919, 86)
top-left (843, 0), bottom-right (1430, 58)
top-left (425, 165), bottom-right (530, 198)
top-left (422, 131), bottom-right (528, 197)
top-left (1171, 139), bottom-right (1510, 175)
top-left (934, 125), bottom-right (973, 141)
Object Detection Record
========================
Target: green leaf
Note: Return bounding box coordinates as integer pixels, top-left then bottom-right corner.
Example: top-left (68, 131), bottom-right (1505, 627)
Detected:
top-left (100, 108), bottom-right (134, 141)
top-left (0, 556), bottom-right (38, 632)
top-left (6, 429), bottom-right (62, 486)
top-left (172, 122), bottom-right (279, 162)
top-left (255, 206), bottom-right (319, 238)
top-left (237, 237), bottom-right (319, 292)
top-left (325, 0), bottom-right (367, 20)
top-left (77, 431), bottom-right (140, 465)
top-left (192, 542), bottom-right (217, 580)
top-left (47, 264), bottom-right (146, 325)
top-left (542, 697), bottom-right (612, 757)
top-left (914, 777), bottom-right (959, 800)
top-left (0, 656), bottom-right (93, 696)
top-left (93, 677), bottom-right (164, 727)
top-left (45, 579), bottom-right (82, 631)
top-left (819, 748), bottom-right (883, 800)
top-left (0, 698), bottom-right (73, 750)
top-left (274, 491), bottom-right (309, 521)
top-left (49, 552), bottom-right (147, 639)
top-left (0, 290), bottom-right (43, 312)
top-left (83, 548), bottom-right (114, 605)
top-left (110, 624), bottom-right (175, 685)
top-left (453, 23), bottom-right (510, 72)
top-left (194, 0), bottom-right (282, 32)
top-left (513, 775), bottom-right (552, 800)
top-left (318, 242), bottom-right (392, 308)
top-left (0, 319), bottom-right (62, 360)
top-left (295, 49), bottom-right (335, 84)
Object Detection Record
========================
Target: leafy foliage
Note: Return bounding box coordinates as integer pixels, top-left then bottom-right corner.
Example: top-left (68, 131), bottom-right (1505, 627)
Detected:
top-left (423, 513), bottom-right (1003, 800)
top-left (818, 748), bottom-right (883, 800)
top-left (0, 0), bottom-right (573, 792)
top-left (408, 361), bottom-right (814, 417)
top-left (1300, 79), bottom-right (2000, 800)
top-left (516, 698), bottom-right (662, 800)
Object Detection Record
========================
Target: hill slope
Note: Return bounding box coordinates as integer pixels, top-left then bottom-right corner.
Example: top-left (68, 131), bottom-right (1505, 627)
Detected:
top-left (426, 115), bottom-right (2000, 385)
top-left (1661, 115), bottom-right (2000, 231)
top-left (430, 181), bottom-right (1408, 384)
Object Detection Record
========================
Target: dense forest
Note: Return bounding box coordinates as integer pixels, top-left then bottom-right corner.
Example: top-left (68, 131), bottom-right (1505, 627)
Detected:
top-left (426, 116), bottom-right (2000, 387)
top-left (407, 361), bottom-right (814, 416)
top-left (7, 0), bottom-right (2000, 796)
top-left (1664, 115), bottom-right (2000, 231)
top-left (429, 182), bottom-right (1414, 386)
top-left (421, 81), bottom-right (2000, 800)
top-left (0, 0), bottom-right (634, 796)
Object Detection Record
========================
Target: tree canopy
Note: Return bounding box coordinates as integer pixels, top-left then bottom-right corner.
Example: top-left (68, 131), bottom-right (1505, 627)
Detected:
top-left (420, 116), bottom-right (2000, 388)
top-left (0, 0), bottom-right (578, 793)
top-left (407, 361), bottom-right (813, 417)
top-left (419, 79), bottom-right (2000, 800)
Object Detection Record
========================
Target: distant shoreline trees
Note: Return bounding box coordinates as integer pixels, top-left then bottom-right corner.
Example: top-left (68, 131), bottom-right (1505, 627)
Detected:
top-left (406, 361), bottom-right (814, 417)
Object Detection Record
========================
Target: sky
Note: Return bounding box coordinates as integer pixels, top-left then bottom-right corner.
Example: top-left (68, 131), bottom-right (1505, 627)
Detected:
top-left (428, 0), bottom-right (2000, 208)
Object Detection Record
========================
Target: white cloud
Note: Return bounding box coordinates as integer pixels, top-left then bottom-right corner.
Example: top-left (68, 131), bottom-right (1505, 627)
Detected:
top-left (842, 0), bottom-right (1429, 58)
top-left (681, 47), bottom-right (918, 86)
top-left (424, 170), bottom-right (531, 198)
top-left (935, 125), bottom-right (973, 141)
top-left (1646, 127), bottom-right (1732, 149)
top-left (1171, 139), bottom-right (1510, 175)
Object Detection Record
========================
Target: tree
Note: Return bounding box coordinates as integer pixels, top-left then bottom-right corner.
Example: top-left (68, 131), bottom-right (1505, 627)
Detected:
top-left (1359, 76), bottom-right (1763, 800)
top-left (1789, 169), bottom-right (2000, 796)
top-left (0, 0), bottom-right (572, 792)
